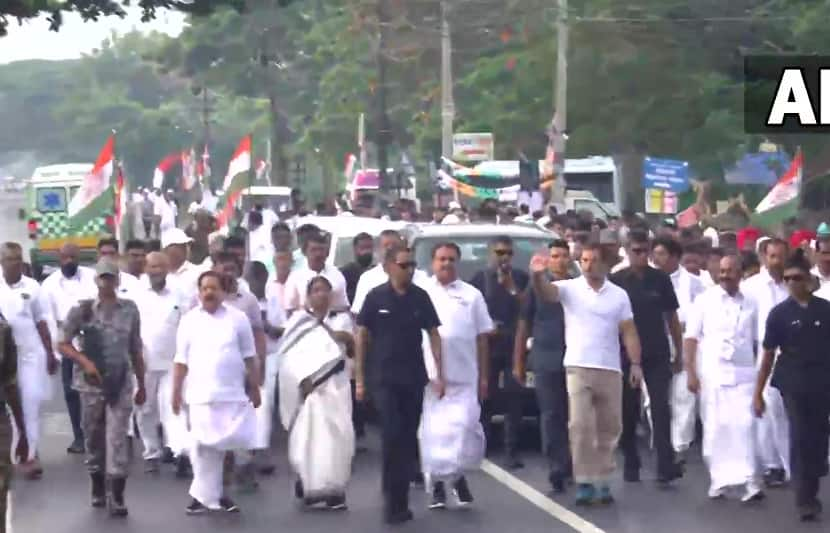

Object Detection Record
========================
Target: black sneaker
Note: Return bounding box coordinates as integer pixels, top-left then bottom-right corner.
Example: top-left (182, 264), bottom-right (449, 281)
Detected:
top-left (67, 439), bottom-right (85, 455)
top-left (429, 481), bottom-right (447, 510)
top-left (453, 477), bottom-right (474, 506)
top-left (657, 464), bottom-right (684, 487)
top-left (549, 472), bottom-right (566, 494)
top-left (161, 447), bottom-right (176, 464)
top-left (411, 472), bottom-right (425, 489)
top-left (384, 509), bottom-right (414, 525)
top-left (185, 498), bottom-right (208, 515)
top-left (326, 495), bottom-right (348, 511)
top-left (763, 468), bottom-right (787, 488)
top-left (219, 497), bottom-right (240, 513)
top-left (144, 458), bottom-right (160, 474)
top-left (175, 456), bottom-right (193, 479)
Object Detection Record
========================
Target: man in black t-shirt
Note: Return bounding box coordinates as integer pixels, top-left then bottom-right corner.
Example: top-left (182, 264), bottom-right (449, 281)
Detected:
top-left (355, 244), bottom-right (444, 525)
top-left (610, 230), bottom-right (684, 485)
top-left (755, 250), bottom-right (830, 522)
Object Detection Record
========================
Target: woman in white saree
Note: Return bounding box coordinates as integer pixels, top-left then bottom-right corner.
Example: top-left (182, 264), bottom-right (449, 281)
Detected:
top-left (279, 276), bottom-right (355, 510)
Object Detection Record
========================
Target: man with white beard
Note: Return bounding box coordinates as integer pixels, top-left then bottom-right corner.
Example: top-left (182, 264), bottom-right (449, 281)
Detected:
top-left (685, 254), bottom-right (763, 502)
top-left (134, 252), bottom-right (188, 473)
top-left (420, 242), bottom-right (493, 510)
top-left (651, 236), bottom-right (705, 462)
top-left (0, 242), bottom-right (58, 479)
top-left (742, 238), bottom-right (790, 488)
top-left (173, 270), bottom-right (261, 514)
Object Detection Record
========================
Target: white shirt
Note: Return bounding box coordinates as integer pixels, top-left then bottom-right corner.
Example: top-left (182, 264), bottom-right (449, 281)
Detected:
top-left (741, 267), bottom-right (788, 354)
top-left (175, 304), bottom-right (256, 404)
top-left (154, 196), bottom-right (176, 231)
top-left (0, 275), bottom-right (48, 363)
top-left (554, 276), bottom-right (634, 372)
top-left (350, 264), bottom-right (430, 314)
top-left (259, 293), bottom-right (287, 355)
top-left (166, 261), bottom-right (202, 305)
top-left (700, 270), bottom-right (716, 288)
top-left (815, 283), bottom-right (830, 302)
top-left (423, 276), bottom-right (494, 385)
top-left (136, 282), bottom-right (188, 371)
top-left (811, 265), bottom-right (830, 287)
top-left (117, 271), bottom-right (141, 300)
top-left (248, 224), bottom-right (274, 264)
top-left (40, 266), bottom-right (98, 324)
top-left (284, 263), bottom-right (349, 312)
top-left (685, 285), bottom-right (758, 386)
top-left (669, 266), bottom-right (706, 326)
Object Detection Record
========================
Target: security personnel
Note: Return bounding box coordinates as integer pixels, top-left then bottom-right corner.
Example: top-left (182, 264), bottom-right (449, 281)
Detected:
top-left (754, 249), bottom-right (830, 522)
top-left (0, 310), bottom-right (29, 531)
top-left (355, 244), bottom-right (444, 525)
top-left (58, 259), bottom-right (146, 518)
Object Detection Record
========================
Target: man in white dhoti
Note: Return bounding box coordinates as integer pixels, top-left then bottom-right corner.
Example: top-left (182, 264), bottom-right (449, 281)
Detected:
top-left (685, 254), bottom-right (764, 502)
top-left (279, 276), bottom-right (355, 510)
top-left (652, 236), bottom-right (705, 462)
top-left (134, 252), bottom-right (188, 473)
top-left (742, 238), bottom-right (790, 488)
top-left (421, 242), bottom-right (493, 510)
top-left (172, 270), bottom-right (261, 515)
top-left (0, 242), bottom-right (58, 479)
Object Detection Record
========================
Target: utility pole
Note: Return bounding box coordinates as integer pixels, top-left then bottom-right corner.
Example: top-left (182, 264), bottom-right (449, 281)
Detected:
top-left (197, 86), bottom-right (215, 190)
top-left (441, 0), bottom-right (458, 204)
top-left (375, 0), bottom-right (391, 191)
top-left (551, 0), bottom-right (569, 205)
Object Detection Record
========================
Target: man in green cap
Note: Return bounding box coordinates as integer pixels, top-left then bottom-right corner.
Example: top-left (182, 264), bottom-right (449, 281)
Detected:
top-left (58, 259), bottom-right (146, 518)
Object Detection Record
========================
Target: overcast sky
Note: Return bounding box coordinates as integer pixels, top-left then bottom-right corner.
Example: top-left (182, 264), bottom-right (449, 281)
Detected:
top-left (0, 7), bottom-right (185, 64)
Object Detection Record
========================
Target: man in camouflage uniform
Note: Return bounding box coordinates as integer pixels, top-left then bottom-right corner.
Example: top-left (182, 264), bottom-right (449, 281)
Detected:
top-left (58, 259), bottom-right (146, 518)
top-left (0, 309), bottom-right (30, 532)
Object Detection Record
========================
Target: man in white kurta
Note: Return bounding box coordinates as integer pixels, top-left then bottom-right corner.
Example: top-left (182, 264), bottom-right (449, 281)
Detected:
top-left (741, 239), bottom-right (790, 486)
top-left (420, 243), bottom-right (493, 509)
top-left (0, 242), bottom-right (58, 478)
top-left (134, 252), bottom-right (188, 472)
top-left (283, 232), bottom-right (350, 314)
top-left (652, 238), bottom-right (706, 458)
top-left (172, 271), bottom-right (260, 514)
top-left (685, 255), bottom-right (763, 502)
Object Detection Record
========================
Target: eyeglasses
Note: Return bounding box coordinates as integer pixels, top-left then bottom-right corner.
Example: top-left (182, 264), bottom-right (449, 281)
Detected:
top-left (396, 261), bottom-right (417, 269)
top-left (783, 274), bottom-right (806, 282)
top-left (494, 249), bottom-right (514, 257)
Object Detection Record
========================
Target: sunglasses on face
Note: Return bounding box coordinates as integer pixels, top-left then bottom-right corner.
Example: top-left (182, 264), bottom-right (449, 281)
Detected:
top-left (396, 261), bottom-right (417, 270)
top-left (494, 249), bottom-right (513, 257)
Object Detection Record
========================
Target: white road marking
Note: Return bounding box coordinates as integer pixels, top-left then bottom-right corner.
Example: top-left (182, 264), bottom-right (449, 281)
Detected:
top-left (481, 459), bottom-right (605, 533)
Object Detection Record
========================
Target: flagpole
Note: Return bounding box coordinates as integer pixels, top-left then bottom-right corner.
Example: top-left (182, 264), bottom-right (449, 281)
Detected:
top-left (245, 132), bottom-right (254, 261)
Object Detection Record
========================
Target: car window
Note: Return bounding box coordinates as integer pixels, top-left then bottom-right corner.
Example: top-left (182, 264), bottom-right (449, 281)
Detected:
top-left (36, 187), bottom-right (67, 213)
top-left (412, 235), bottom-right (552, 281)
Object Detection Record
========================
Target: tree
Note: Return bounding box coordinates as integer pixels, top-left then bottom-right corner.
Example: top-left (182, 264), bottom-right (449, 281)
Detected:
top-left (0, 0), bottom-right (245, 37)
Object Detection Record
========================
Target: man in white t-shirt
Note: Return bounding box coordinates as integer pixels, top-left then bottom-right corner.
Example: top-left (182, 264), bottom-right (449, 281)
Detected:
top-left (530, 242), bottom-right (642, 506)
top-left (283, 231), bottom-right (349, 314)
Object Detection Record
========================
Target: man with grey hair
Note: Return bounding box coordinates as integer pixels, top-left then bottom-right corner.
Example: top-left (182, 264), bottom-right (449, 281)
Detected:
top-left (0, 242), bottom-right (57, 479)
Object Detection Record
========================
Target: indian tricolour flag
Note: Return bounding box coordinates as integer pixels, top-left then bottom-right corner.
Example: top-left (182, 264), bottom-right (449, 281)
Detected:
top-left (755, 149), bottom-right (802, 214)
top-left (68, 135), bottom-right (115, 229)
top-left (216, 135), bottom-right (252, 229)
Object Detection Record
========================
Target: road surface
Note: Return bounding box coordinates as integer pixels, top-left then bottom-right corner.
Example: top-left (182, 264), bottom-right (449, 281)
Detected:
top-left (11, 396), bottom-right (829, 533)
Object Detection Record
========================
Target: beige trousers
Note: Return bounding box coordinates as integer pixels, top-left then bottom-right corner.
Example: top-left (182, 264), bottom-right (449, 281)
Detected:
top-left (566, 367), bottom-right (623, 484)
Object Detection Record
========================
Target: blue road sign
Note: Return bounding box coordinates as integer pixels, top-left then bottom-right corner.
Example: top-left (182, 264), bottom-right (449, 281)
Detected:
top-left (642, 157), bottom-right (690, 193)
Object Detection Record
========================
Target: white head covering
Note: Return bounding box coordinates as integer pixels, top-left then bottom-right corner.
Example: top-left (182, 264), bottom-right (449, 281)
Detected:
top-left (703, 226), bottom-right (719, 247)
top-left (441, 214), bottom-right (462, 224)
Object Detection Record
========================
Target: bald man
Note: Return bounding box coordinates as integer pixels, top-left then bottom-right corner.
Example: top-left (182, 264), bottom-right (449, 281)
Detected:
top-left (39, 243), bottom-right (97, 454)
top-left (134, 252), bottom-right (190, 472)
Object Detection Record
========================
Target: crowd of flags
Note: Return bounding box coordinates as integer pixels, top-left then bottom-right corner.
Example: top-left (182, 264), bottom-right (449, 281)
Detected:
top-left (68, 133), bottom-right (254, 237)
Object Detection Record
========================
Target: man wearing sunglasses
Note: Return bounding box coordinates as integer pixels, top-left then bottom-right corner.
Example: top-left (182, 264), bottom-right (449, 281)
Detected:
top-left (610, 230), bottom-right (684, 487)
top-left (754, 249), bottom-right (830, 522)
top-left (354, 244), bottom-right (444, 524)
top-left (470, 236), bottom-right (530, 470)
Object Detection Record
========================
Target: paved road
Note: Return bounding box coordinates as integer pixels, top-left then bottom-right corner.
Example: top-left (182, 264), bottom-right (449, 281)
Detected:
top-left (12, 394), bottom-right (829, 533)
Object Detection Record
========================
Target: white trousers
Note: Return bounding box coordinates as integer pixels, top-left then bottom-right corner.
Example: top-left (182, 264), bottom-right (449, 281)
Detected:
top-left (253, 355), bottom-right (279, 450)
top-left (671, 370), bottom-right (698, 452)
top-left (11, 360), bottom-right (51, 462)
top-left (135, 370), bottom-right (173, 460)
top-left (756, 384), bottom-right (790, 476)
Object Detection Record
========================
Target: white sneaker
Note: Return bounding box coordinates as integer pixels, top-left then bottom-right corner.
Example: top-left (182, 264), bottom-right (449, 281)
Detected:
top-left (740, 482), bottom-right (764, 503)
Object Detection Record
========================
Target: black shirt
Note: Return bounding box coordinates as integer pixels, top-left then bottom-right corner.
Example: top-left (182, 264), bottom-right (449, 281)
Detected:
top-left (340, 261), bottom-right (371, 305)
top-left (610, 266), bottom-right (678, 360)
top-left (356, 282), bottom-right (441, 387)
top-left (521, 282), bottom-right (566, 372)
top-left (763, 296), bottom-right (830, 395)
top-left (470, 268), bottom-right (530, 355)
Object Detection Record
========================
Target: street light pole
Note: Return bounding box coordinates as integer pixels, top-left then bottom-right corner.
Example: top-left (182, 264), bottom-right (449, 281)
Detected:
top-left (441, 0), bottom-right (458, 204)
top-left (551, 0), bottom-right (569, 204)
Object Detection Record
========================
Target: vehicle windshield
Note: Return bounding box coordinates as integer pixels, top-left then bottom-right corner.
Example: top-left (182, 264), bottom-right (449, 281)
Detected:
top-left (240, 194), bottom-right (290, 213)
top-left (565, 171), bottom-right (614, 204)
top-left (411, 235), bottom-right (553, 281)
